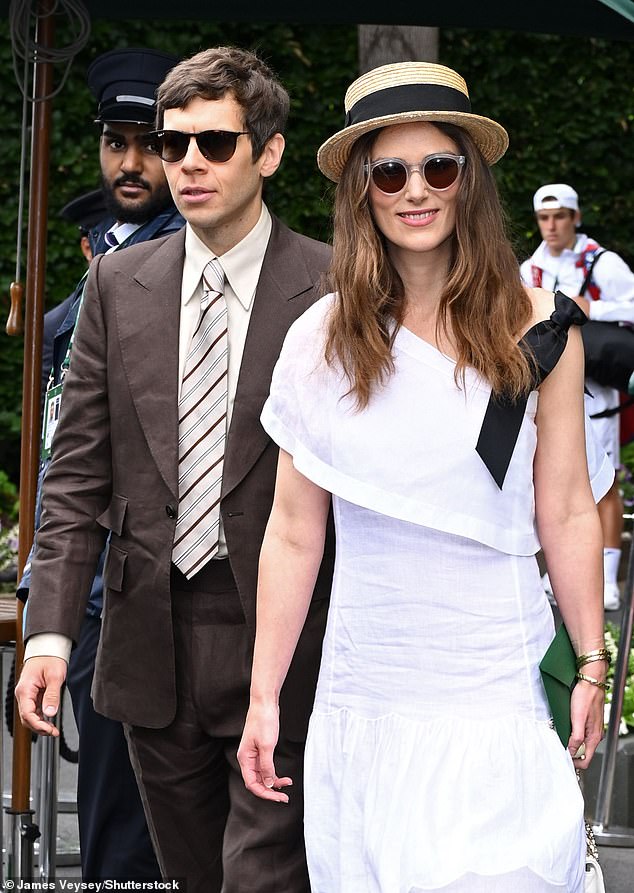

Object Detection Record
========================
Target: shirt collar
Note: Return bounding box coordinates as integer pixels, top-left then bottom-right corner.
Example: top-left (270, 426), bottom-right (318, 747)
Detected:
top-left (573, 233), bottom-right (589, 254)
top-left (105, 221), bottom-right (141, 250)
top-left (182, 205), bottom-right (272, 309)
top-left (534, 232), bottom-right (588, 266)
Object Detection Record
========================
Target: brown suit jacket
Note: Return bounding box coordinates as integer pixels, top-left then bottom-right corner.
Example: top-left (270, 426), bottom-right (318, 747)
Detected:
top-left (26, 217), bottom-right (335, 737)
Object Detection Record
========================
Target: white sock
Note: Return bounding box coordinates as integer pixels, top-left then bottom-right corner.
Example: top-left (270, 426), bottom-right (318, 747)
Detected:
top-left (603, 548), bottom-right (621, 584)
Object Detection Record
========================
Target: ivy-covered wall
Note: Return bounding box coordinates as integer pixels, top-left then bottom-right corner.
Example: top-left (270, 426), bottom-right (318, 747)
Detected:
top-left (0, 21), bottom-right (633, 487)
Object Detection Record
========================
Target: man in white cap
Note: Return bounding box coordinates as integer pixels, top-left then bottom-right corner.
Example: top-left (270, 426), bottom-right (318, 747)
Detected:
top-left (520, 183), bottom-right (634, 610)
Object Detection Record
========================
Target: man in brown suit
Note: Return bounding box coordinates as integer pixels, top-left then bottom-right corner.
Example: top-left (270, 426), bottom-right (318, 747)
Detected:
top-left (16, 46), bottom-right (334, 893)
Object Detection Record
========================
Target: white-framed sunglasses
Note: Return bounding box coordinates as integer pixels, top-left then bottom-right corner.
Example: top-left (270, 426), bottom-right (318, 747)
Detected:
top-left (364, 153), bottom-right (466, 194)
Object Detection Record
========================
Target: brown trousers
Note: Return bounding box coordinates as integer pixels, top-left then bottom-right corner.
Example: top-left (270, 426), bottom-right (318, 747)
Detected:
top-left (126, 560), bottom-right (310, 893)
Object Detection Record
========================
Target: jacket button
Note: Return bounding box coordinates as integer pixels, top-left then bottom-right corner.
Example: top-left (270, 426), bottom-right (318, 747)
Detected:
top-left (165, 504), bottom-right (177, 519)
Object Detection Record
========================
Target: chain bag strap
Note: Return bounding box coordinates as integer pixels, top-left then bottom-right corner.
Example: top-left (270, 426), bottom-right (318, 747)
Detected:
top-left (585, 839), bottom-right (606, 892)
top-left (581, 782), bottom-right (606, 892)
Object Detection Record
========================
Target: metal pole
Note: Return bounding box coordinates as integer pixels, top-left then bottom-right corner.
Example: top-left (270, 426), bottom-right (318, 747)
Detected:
top-left (36, 729), bottom-right (59, 879)
top-left (6, 810), bottom-right (40, 880)
top-left (7, 0), bottom-right (56, 878)
top-left (31, 732), bottom-right (41, 851)
top-left (1, 647), bottom-right (4, 882)
top-left (590, 518), bottom-right (634, 846)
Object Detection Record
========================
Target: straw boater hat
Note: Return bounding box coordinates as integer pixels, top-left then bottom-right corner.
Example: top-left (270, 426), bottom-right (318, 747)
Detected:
top-left (317, 61), bottom-right (509, 183)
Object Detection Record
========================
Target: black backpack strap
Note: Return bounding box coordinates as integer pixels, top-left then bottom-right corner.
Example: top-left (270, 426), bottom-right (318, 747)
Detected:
top-left (589, 395), bottom-right (634, 419)
top-left (579, 249), bottom-right (607, 296)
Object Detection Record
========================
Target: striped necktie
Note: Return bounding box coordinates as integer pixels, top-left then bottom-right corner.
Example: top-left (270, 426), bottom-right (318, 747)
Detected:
top-left (172, 258), bottom-right (228, 578)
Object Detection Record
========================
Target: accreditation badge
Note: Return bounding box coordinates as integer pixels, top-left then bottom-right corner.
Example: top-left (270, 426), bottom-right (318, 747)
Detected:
top-left (41, 383), bottom-right (63, 460)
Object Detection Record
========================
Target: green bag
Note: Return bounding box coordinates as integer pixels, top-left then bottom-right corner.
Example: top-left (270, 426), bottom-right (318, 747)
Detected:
top-left (539, 623), bottom-right (577, 747)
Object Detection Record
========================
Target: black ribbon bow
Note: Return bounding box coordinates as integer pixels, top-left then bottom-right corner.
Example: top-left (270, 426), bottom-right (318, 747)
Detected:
top-left (475, 291), bottom-right (588, 489)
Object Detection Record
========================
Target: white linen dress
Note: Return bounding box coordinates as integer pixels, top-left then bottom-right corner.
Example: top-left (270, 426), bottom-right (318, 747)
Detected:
top-left (261, 294), bottom-right (607, 893)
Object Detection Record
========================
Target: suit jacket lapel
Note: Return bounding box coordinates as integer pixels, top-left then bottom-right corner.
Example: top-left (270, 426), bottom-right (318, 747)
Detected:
top-left (222, 218), bottom-right (320, 497)
top-left (115, 228), bottom-right (185, 497)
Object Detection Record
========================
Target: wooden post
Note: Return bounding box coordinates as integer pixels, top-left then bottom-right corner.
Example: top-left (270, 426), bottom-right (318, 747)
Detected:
top-left (358, 25), bottom-right (439, 73)
top-left (11, 0), bottom-right (56, 817)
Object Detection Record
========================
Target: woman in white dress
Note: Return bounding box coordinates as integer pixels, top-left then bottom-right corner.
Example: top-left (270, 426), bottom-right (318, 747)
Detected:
top-left (237, 62), bottom-right (608, 892)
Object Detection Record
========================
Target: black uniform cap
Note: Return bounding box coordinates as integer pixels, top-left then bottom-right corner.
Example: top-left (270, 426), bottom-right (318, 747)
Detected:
top-left (60, 189), bottom-right (107, 232)
top-left (87, 48), bottom-right (179, 125)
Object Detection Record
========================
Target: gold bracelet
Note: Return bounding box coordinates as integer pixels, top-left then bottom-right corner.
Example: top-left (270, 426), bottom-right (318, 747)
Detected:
top-left (576, 648), bottom-right (611, 670)
top-left (576, 672), bottom-right (610, 691)
top-left (578, 655), bottom-right (611, 671)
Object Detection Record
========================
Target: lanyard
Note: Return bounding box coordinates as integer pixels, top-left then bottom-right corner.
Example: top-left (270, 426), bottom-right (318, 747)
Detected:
top-left (42, 268), bottom-right (89, 398)
top-left (41, 270), bottom-right (88, 461)
top-left (60, 269), bottom-right (90, 381)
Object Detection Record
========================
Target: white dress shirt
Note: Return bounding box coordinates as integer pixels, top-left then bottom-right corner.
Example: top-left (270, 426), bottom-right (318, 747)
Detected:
top-left (519, 233), bottom-right (634, 322)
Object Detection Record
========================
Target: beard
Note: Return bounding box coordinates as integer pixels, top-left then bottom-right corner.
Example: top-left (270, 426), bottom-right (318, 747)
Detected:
top-left (101, 173), bottom-right (174, 224)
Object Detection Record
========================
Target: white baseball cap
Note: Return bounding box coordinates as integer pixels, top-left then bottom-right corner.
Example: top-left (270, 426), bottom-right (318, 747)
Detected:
top-left (533, 183), bottom-right (579, 212)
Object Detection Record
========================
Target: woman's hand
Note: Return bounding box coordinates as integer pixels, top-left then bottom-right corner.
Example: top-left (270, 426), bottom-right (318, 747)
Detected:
top-left (568, 675), bottom-right (606, 769)
top-left (237, 700), bottom-right (292, 803)
top-left (236, 450), bottom-right (329, 803)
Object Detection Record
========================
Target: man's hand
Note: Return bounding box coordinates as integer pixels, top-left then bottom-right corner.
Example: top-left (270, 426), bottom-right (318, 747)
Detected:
top-left (15, 656), bottom-right (67, 736)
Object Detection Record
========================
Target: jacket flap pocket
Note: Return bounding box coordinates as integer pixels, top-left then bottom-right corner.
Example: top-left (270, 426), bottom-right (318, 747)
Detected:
top-left (96, 494), bottom-right (128, 536)
top-left (103, 542), bottom-right (126, 593)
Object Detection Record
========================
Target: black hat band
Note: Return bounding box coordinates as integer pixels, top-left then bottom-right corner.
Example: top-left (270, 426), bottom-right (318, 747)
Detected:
top-left (345, 83), bottom-right (471, 128)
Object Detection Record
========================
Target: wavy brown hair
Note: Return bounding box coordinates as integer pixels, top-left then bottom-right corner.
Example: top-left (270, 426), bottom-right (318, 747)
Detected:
top-left (325, 123), bottom-right (535, 408)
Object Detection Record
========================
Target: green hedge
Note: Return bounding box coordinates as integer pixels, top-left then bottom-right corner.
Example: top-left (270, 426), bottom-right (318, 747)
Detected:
top-left (0, 18), bottom-right (357, 483)
top-left (441, 29), bottom-right (634, 263)
top-left (1, 21), bottom-right (633, 485)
